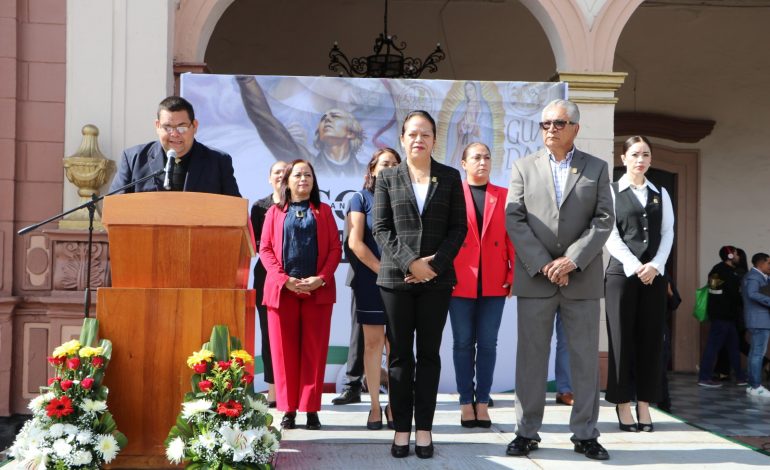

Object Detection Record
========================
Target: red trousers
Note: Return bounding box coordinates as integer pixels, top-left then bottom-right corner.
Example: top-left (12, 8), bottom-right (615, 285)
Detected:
top-left (268, 290), bottom-right (333, 412)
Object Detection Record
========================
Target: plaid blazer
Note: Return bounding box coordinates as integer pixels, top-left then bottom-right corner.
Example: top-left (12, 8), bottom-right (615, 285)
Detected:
top-left (373, 158), bottom-right (467, 290)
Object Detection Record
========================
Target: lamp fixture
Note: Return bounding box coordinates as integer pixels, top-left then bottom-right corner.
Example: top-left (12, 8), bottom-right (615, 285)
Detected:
top-left (328, 0), bottom-right (445, 78)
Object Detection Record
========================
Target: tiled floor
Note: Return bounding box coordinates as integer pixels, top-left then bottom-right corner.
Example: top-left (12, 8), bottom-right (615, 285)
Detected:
top-left (665, 372), bottom-right (770, 453)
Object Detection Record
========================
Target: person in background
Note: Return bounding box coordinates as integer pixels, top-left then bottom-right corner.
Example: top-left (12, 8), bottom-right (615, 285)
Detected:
top-left (259, 160), bottom-right (342, 430)
top-left (250, 160), bottom-right (289, 407)
top-left (742, 252), bottom-right (770, 397)
top-left (373, 110), bottom-right (466, 459)
top-left (346, 148), bottom-right (401, 429)
top-left (604, 135), bottom-right (674, 433)
top-left (697, 246), bottom-right (748, 388)
top-left (448, 142), bottom-right (514, 429)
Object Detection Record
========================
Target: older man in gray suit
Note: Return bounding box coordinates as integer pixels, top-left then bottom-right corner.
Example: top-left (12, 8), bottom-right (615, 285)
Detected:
top-left (504, 99), bottom-right (614, 460)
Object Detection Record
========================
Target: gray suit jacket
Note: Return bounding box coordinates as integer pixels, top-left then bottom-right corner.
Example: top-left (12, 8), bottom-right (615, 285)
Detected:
top-left (505, 148), bottom-right (614, 299)
top-left (742, 268), bottom-right (770, 329)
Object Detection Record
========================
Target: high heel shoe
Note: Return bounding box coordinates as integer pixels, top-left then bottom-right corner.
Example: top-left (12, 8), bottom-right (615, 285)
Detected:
top-left (280, 412), bottom-right (296, 429)
top-left (636, 405), bottom-right (654, 432)
top-left (390, 435), bottom-right (410, 458)
top-left (366, 407), bottom-right (383, 430)
top-left (415, 432), bottom-right (434, 459)
top-left (615, 405), bottom-right (637, 432)
top-left (385, 404), bottom-right (394, 430)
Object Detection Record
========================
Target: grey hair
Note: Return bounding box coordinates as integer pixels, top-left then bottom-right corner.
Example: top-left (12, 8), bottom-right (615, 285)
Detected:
top-left (542, 99), bottom-right (580, 123)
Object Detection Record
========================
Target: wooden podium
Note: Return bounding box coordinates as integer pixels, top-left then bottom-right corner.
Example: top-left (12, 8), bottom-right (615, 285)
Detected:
top-left (98, 192), bottom-right (256, 468)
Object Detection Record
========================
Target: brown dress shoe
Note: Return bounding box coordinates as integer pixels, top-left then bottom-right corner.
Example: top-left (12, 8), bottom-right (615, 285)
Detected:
top-left (555, 392), bottom-right (574, 406)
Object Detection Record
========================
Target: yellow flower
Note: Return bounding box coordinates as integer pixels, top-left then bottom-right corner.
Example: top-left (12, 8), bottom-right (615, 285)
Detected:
top-left (186, 349), bottom-right (215, 368)
top-left (52, 339), bottom-right (81, 358)
top-left (230, 349), bottom-right (253, 364)
top-left (79, 346), bottom-right (104, 358)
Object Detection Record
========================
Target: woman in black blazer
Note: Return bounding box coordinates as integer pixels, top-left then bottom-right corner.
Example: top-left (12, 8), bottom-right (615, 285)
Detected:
top-left (373, 111), bottom-right (467, 459)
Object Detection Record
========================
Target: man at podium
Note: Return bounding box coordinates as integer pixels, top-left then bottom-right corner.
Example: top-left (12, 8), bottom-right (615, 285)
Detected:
top-left (109, 96), bottom-right (241, 196)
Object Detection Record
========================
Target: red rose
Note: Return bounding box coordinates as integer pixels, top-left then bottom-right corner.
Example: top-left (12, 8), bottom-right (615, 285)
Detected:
top-left (234, 358), bottom-right (244, 367)
top-left (91, 357), bottom-right (104, 368)
top-left (216, 360), bottom-right (231, 370)
top-left (47, 356), bottom-right (64, 366)
top-left (80, 378), bottom-right (95, 390)
top-left (60, 380), bottom-right (74, 391)
top-left (47, 377), bottom-right (61, 386)
top-left (66, 357), bottom-right (81, 370)
top-left (198, 380), bottom-right (213, 392)
top-left (216, 400), bottom-right (243, 418)
top-left (46, 396), bottom-right (74, 418)
top-left (193, 362), bottom-right (208, 374)
top-left (241, 373), bottom-right (254, 384)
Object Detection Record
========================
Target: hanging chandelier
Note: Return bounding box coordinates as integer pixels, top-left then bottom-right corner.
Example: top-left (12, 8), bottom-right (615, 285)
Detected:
top-left (328, 0), bottom-right (445, 79)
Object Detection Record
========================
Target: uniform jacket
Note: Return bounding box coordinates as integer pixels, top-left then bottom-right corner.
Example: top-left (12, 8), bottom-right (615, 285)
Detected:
top-left (372, 159), bottom-right (467, 290)
top-left (109, 140), bottom-right (241, 196)
top-left (742, 268), bottom-right (770, 329)
top-left (452, 181), bottom-right (515, 298)
top-left (259, 202), bottom-right (342, 309)
top-left (505, 148), bottom-right (614, 299)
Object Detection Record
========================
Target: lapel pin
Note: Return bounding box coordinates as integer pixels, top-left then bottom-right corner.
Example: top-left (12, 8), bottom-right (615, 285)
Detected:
top-left (431, 176), bottom-right (438, 183)
top-left (653, 196), bottom-right (659, 204)
top-left (571, 168), bottom-right (578, 174)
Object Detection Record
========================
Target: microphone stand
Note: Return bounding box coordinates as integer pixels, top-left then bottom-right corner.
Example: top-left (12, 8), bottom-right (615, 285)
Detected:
top-left (17, 169), bottom-right (166, 319)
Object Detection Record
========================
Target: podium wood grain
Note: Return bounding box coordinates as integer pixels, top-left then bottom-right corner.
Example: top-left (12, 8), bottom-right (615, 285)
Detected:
top-left (97, 287), bottom-right (255, 469)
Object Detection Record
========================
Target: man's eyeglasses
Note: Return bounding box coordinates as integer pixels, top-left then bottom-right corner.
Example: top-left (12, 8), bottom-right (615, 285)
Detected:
top-left (539, 120), bottom-right (575, 131)
top-left (160, 125), bottom-right (191, 134)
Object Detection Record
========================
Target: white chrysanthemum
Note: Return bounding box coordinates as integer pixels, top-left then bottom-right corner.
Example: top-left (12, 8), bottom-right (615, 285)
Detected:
top-left (96, 434), bottom-right (119, 463)
top-left (247, 396), bottom-right (269, 414)
top-left (52, 438), bottom-right (72, 458)
top-left (48, 423), bottom-right (65, 438)
top-left (72, 450), bottom-right (93, 466)
top-left (197, 430), bottom-right (217, 450)
top-left (76, 430), bottom-right (93, 445)
top-left (166, 436), bottom-right (185, 464)
top-left (28, 394), bottom-right (47, 412)
top-left (62, 423), bottom-right (79, 437)
top-left (261, 431), bottom-right (279, 452)
top-left (81, 398), bottom-right (108, 413)
top-left (181, 399), bottom-right (213, 420)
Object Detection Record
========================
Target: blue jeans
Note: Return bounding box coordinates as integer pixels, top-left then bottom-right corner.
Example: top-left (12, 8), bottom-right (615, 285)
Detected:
top-left (698, 319), bottom-right (746, 382)
top-left (747, 328), bottom-right (770, 388)
top-left (555, 311), bottom-right (572, 394)
top-left (448, 296), bottom-right (506, 404)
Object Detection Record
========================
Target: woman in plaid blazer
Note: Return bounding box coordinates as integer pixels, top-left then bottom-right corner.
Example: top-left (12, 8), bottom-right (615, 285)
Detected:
top-left (373, 111), bottom-right (467, 459)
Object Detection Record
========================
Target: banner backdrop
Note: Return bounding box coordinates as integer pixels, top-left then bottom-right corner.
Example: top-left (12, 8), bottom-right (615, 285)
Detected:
top-left (181, 74), bottom-right (567, 393)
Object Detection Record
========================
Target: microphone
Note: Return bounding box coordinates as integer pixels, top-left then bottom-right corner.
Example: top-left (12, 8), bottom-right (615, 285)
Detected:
top-left (163, 149), bottom-right (177, 190)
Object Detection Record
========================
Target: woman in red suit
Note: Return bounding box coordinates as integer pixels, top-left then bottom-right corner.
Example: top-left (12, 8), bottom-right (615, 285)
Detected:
top-left (449, 142), bottom-right (515, 429)
top-left (259, 159), bottom-right (342, 430)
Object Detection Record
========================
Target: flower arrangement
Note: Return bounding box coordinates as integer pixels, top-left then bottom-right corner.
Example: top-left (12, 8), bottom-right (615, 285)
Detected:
top-left (7, 318), bottom-right (127, 469)
top-left (165, 325), bottom-right (280, 469)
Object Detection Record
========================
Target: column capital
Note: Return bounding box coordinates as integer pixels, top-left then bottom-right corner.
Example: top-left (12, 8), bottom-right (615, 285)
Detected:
top-left (552, 71), bottom-right (627, 104)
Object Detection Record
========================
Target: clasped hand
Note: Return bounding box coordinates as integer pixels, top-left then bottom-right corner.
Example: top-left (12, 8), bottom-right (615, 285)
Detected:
top-left (542, 257), bottom-right (576, 287)
top-left (285, 276), bottom-right (324, 295)
top-left (635, 263), bottom-right (658, 285)
top-left (405, 255), bottom-right (436, 284)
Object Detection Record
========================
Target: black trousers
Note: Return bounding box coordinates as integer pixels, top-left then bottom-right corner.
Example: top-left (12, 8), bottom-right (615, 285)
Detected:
top-left (380, 286), bottom-right (451, 432)
top-left (342, 295), bottom-right (365, 389)
top-left (257, 303), bottom-right (274, 384)
top-left (605, 274), bottom-right (666, 404)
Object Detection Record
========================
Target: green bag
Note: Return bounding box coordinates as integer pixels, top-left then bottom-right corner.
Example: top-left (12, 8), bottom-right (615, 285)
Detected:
top-left (693, 285), bottom-right (708, 322)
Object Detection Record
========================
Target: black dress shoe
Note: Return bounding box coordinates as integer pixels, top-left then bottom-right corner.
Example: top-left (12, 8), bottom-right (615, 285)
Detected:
top-left (366, 408), bottom-right (383, 430)
top-left (306, 412), bottom-right (321, 430)
top-left (506, 436), bottom-right (538, 456)
top-left (332, 387), bottom-right (361, 405)
top-left (390, 442), bottom-right (410, 458)
top-left (615, 405), bottom-right (638, 432)
top-left (573, 439), bottom-right (609, 460)
top-left (636, 405), bottom-right (654, 432)
top-left (280, 412), bottom-right (296, 429)
top-left (415, 443), bottom-right (434, 459)
top-left (385, 404), bottom-right (394, 429)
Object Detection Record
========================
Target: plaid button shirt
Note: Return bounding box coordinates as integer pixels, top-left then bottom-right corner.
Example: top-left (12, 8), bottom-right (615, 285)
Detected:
top-left (548, 147), bottom-right (575, 208)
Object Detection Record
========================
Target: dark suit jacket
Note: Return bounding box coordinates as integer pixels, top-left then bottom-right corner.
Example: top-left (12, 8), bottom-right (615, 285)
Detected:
top-left (373, 159), bottom-right (467, 290)
top-left (109, 140), bottom-right (241, 196)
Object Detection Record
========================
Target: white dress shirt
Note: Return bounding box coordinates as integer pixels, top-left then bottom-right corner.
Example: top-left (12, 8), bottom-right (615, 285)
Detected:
top-left (606, 174), bottom-right (675, 277)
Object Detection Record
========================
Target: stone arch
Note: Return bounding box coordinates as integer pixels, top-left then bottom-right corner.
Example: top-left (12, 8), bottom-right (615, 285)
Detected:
top-left (518, 0), bottom-right (644, 72)
top-left (174, 0), bottom-right (235, 63)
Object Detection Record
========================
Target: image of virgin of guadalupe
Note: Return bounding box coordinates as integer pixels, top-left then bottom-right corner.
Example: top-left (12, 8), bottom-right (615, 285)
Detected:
top-left (445, 81), bottom-right (494, 170)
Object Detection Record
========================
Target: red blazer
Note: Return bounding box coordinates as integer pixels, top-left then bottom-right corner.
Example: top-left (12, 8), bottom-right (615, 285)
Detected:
top-left (259, 202), bottom-right (342, 309)
top-left (452, 182), bottom-right (515, 298)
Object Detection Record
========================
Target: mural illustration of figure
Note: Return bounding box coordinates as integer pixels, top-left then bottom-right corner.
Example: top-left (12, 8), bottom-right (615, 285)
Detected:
top-left (236, 76), bottom-right (366, 176)
top-left (446, 82), bottom-right (493, 170)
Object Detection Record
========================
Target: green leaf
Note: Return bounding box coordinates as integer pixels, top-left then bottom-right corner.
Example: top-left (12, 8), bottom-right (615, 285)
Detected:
top-left (230, 336), bottom-right (242, 351)
top-left (79, 318), bottom-right (99, 347)
top-left (114, 431), bottom-right (128, 449)
top-left (209, 325), bottom-right (231, 362)
top-left (97, 411), bottom-right (118, 434)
